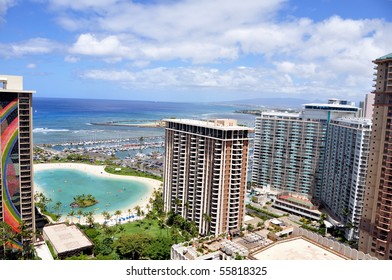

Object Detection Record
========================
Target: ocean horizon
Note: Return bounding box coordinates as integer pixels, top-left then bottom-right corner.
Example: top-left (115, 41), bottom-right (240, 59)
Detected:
top-left (32, 97), bottom-right (256, 145)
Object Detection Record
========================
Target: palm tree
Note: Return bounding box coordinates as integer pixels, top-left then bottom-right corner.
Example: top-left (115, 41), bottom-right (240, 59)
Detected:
top-left (114, 210), bottom-right (122, 225)
top-left (0, 222), bottom-right (14, 258)
top-left (202, 213), bottom-right (212, 235)
top-left (77, 209), bottom-right (83, 224)
top-left (18, 222), bottom-right (35, 260)
top-left (184, 201), bottom-right (190, 217)
top-left (0, 222), bottom-right (36, 260)
top-left (68, 210), bottom-right (75, 224)
top-left (82, 212), bottom-right (89, 224)
top-left (102, 211), bottom-right (110, 224)
top-left (86, 212), bottom-right (95, 228)
top-left (127, 208), bottom-right (132, 223)
top-left (134, 205), bottom-right (141, 217)
top-left (174, 198), bottom-right (182, 213)
top-left (53, 201), bottom-right (62, 220)
top-left (34, 192), bottom-right (52, 212)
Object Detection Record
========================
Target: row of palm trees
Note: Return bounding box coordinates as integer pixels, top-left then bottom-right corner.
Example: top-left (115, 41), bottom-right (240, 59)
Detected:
top-left (65, 204), bottom-right (145, 227)
top-left (36, 188), bottom-right (212, 236)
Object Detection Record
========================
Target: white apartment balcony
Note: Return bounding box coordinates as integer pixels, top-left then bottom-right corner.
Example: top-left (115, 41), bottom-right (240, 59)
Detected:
top-left (211, 205), bottom-right (218, 214)
top-left (229, 201), bottom-right (240, 208)
top-left (230, 182), bottom-right (241, 188)
top-left (228, 220), bottom-right (238, 227)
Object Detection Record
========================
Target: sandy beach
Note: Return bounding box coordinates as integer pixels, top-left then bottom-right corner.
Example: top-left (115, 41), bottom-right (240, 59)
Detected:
top-left (34, 163), bottom-right (162, 224)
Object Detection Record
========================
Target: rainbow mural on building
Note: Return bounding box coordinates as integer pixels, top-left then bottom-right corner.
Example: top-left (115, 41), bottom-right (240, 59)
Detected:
top-left (1, 97), bottom-right (22, 237)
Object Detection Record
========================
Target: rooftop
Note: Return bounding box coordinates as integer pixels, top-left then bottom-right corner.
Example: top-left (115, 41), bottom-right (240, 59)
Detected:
top-left (252, 237), bottom-right (347, 260)
top-left (375, 52), bottom-right (392, 61)
top-left (0, 74), bottom-right (35, 93)
top-left (261, 112), bottom-right (300, 118)
top-left (43, 223), bottom-right (93, 256)
top-left (332, 117), bottom-right (372, 125)
top-left (164, 118), bottom-right (251, 131)
top-left (304, 103), bottom-right (358, 109)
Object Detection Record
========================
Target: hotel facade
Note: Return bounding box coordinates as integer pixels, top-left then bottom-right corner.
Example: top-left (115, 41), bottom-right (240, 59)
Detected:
top-left (359, 53), bottom-right (392, 259)
top-left (252, 100), bottom-right (372, 240)
top-left (163, 119), bottom-right (250, 236)
top-left (321, 118), bottom-right (371, 240)
top-left (0, 75), bottom-right (35, 248)
top-left (251, 100), bottom-right (360, 199)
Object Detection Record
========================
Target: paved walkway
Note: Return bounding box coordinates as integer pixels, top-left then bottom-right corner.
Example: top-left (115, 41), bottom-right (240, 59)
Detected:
top-left (35, 242), bottom-right (54, 260)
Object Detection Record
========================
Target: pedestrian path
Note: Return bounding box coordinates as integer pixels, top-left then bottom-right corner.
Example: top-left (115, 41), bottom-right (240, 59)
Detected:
top-left (35, 242), bottom-right (54, 260)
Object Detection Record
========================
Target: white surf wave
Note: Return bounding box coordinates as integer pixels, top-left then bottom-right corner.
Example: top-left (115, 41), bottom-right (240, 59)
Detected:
top-left (33, 128), bottom-right (70, 133)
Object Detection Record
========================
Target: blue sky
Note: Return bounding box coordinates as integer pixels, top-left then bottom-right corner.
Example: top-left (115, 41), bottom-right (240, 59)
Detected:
top-left (0, 0), bottom-right (391, 102)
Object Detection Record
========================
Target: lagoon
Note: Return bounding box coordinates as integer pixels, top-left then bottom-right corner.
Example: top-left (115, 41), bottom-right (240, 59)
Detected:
top-left (34, 164), bottom-right (156, 218)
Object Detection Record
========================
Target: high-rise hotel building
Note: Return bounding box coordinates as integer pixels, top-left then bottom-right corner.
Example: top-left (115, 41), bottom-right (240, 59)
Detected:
top-left (0, 75), bottom-right (35, 247)
top-left (251, 100), bottom-right (359, 199)
top-left (321, 118), bottom-right (371, 240)
top-left (163, 119), bottom-right (251, 236)
top-left (252, 100), bottom-right (373, 241)
top-left (359, 53), bottom-right (392, 259)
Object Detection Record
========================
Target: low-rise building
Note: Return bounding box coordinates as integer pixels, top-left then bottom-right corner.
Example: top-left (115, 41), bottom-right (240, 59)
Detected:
top-left (43, 223), bottom-right (94, 259)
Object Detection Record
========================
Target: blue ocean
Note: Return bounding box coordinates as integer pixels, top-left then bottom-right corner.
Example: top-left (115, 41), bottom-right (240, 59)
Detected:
top-left (32, 97), bottom-right (256, 145)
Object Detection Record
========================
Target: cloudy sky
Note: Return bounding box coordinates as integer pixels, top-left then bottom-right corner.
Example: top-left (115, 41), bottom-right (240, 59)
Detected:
top-left (0, 0), bottom-right (391, 102)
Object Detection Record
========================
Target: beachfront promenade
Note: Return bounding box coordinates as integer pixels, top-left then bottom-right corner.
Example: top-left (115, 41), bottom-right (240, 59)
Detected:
top-left (34, 163), bottom-right (162, 225)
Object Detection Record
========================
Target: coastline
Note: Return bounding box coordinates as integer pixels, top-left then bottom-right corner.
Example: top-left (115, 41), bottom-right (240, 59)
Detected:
top-left (34, 162), bottom-right (162, 224)
top-left (89, 120), bottom-right (165, 128)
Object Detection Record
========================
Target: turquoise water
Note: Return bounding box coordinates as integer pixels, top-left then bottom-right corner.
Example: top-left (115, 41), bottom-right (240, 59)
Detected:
top-left (34, 168), bottom-right (151, 216)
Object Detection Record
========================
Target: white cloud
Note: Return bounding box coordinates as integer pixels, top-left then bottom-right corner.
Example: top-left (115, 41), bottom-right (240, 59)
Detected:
top-left (0, 0), bottom-right (17, 18)
top-left (46, 0), bottom-right (120, 10)
top-left (69, 33), bottom-right (239, 64)
top-left (80, 65), bottom-right (366, 99)
top-left (0, 37), bottom-right (62, 57)
top-left (81, 67), bottom-right (269, 89)
top-left (20, 1), bottom-right (392, 100)
top-left (64, 55), bottom-right (79, 63)
top-left (69, 33), bottom-right (130, 57)
top-left (26, 63), bottom-right (37, 68)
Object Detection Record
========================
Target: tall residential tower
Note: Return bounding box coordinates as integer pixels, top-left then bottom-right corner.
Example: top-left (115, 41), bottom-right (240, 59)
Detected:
top-left (359, 53), bottom-right (392, 259)
top-left (0, 75), bottom-right (35, 248)
top-left (321, 118), bottom-right (371, 240)
top-left (251, 100), bottom-right (360, 199)
top-left (163, 119), bottom-right (250, 236)
top-left (252, 100), bottom-right (372, 241)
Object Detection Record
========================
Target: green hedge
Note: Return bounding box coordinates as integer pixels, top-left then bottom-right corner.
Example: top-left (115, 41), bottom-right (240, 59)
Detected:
top-left (246, 204), bottom-right (282, 219)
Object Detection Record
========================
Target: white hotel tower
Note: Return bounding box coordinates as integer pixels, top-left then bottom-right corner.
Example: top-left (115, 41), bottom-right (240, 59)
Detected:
top-left (252, 99), bottom-right (360, 199)
top-left (252, 99), bottom-right (372, 241)
top-left (321, 118), bottom-right (372, 240)
top-left (163, 119), bottom-right (251, 236)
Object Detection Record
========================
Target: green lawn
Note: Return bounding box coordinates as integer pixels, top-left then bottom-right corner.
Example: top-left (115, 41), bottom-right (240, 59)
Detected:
top-left (105, 165), bottom-right (163, 181)
top-left (114, 218), bottom-right (165, 238)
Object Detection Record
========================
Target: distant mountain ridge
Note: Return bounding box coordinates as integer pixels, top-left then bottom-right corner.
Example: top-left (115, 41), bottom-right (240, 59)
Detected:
top-left (218, 97), bottom-right (323, 108)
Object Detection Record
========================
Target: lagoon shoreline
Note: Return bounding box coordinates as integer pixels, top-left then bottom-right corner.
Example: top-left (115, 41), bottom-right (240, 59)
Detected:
top-left (34, 163), bottom-right (161, 224)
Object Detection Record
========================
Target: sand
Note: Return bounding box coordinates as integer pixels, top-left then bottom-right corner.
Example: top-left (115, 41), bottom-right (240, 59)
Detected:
top-left (34, 163), bottom-right (162, 224)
